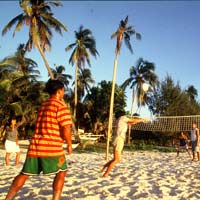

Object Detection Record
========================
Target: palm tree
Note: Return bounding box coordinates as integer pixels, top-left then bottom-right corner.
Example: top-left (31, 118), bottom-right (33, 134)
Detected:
top-left (65, 25), bottom-right (99, 121)
top-left (2, 0), bottom-right (67, 79)
top-left (1, 44), bottom-right (40, 80)
top-left (51, 65), bottom-right (72, 88)
top-left (0, 43), bottom-right (44, 140)
top-left (122, 57), bottom-right (158, 144)
top-left (185, 85), bottom-right (198, 101)
top-left (77, 68), bottom-right (95, 100)
top-left (106, 16), bottom-right (141, 159)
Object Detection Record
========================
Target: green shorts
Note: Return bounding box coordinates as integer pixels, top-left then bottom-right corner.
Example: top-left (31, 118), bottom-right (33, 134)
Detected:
top-left (21, 155), bottom-right (67, 175)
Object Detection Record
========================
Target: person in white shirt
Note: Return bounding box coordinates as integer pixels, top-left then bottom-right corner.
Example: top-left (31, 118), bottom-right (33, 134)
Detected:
top-left (100, 110), bottom-right (149, 177)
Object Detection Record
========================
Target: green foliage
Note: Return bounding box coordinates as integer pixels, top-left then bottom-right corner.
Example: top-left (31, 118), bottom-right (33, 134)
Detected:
top-left (149, 74), bottom-right (200, 116)
top-left (82, 80), bottom-right (127, 132)
top-left (122, 57), bottom-right (158, 114)
top-left (0, 44), bottom-right (46, 140)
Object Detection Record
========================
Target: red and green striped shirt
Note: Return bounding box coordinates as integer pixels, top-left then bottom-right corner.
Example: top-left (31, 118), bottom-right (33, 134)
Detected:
top-left (27, 98), bottom-right (72, 157)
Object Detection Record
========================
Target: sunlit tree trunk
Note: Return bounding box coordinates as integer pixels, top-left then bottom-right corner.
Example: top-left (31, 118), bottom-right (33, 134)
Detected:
top-left (127, 91), bottom-right (137, 145)
top-left (74, 63), bottom-right (78, 120)
top-left (35, 42), bottom-right (54, 80)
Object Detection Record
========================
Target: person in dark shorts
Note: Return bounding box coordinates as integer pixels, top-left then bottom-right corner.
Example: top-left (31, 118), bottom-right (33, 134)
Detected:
top-left (5, 79), bottom-right (73, 200)
top-left (176, 132), bottom-right (191, 158)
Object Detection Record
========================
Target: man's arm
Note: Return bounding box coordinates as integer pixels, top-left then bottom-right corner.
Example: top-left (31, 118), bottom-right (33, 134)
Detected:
top-left (128, 117), bottom-right (149, 125)
top-left (61, 125), bottom-right (72, 155)
top-left (196, 129), bottom-right (200, 146)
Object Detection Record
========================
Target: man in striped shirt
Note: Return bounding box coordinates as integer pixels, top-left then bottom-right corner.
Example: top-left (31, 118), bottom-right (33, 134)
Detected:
top-left (6, 79), bottom-right (73, 200)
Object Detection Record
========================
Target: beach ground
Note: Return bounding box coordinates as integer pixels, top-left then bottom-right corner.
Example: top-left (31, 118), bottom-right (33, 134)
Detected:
top-left (0, 143), bottom-right (200, 200)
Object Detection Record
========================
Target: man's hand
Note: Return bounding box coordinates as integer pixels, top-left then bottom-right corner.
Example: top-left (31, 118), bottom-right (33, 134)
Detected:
top-left (142, 118), bottom-right (150, 123)
top-left (67, 145), bottom-right (72, 155)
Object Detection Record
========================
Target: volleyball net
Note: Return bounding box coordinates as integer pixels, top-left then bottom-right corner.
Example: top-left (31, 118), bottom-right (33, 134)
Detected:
top-left (131, 115), bottom-right (200, 132)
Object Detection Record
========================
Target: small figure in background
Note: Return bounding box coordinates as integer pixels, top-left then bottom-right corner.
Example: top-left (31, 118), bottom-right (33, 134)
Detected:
top-left (190, 122), bottom-right (200, 161)
top-left (176, 131), bottom-right (191, 158)
top-left (4, 115), bottom-right (20, 166)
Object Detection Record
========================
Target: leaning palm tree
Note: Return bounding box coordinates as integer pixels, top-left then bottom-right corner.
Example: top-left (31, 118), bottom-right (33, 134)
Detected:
top-left (65, 25), bottom-right (99, 121)
top-left (106, 16), bottom-right (141, 159)
top-left (122, 57), bottom-right (158, 144)
top-left (2, 0), bottom-right (67, 79)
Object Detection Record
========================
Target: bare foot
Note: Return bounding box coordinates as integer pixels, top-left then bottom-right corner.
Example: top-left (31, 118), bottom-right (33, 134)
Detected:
top-left (103, 173), bottom-right (109, 177)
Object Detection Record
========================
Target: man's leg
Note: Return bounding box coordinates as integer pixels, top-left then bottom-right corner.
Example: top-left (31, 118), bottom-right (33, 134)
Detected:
top-left (191, 142), bottom-right (196, 161)
top-left (103, 150), bottom-right (121, 177)
top-left (5, 173), bottom-right (29, 200)
top-left (192, 151), bottom-right (196, 161)
top-left (176, 146), bottom-right (180, 157)
top-left (100, 159), bottom-right (114, 172)
top-left (197, 152), bottom-right (200, 161)
top-left (186, 149), bottom-right (191, 158)
top-left (52, 170), bottom-right (67, 200)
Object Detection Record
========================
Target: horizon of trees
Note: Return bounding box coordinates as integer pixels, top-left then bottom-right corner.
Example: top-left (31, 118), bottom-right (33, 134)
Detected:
top-left (1, 0), bottom-right (200, 143)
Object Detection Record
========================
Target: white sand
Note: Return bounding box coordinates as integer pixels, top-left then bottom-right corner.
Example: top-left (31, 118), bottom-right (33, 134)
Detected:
top-left (1, 146), bottom-right (200, 200)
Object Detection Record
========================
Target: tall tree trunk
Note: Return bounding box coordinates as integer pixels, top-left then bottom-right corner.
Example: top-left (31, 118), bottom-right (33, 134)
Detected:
top-left (36, 42), bottom-right (54, 80)
top-left (106, 54), bottom-right (118, 160)
top-left (127, 91), bottom-right (137, 145)
top-left (74, 64), bottom-right (78, 120)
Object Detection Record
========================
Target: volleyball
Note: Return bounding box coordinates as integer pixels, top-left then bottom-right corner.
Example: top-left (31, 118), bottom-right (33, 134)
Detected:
top-left (142, 83), bottom-right (149, 92)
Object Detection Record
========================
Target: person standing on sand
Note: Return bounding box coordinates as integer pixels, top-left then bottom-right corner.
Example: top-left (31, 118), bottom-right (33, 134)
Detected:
top-left (4, 115), bottom-right (20, 166)
top-left (190, 122), bottom-right (200, 161)
top-left (176, 131), bottom-right (191, 158)
top-left (100, 111), bottom-right (149, 177)
top-left (5, 79), bottom-right (73, 200)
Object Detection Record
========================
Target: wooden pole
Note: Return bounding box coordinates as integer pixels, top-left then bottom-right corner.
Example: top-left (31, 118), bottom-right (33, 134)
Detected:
top-left (106, 55), bottom-right (118, 160)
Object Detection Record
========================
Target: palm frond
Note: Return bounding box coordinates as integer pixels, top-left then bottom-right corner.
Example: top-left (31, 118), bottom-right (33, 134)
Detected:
top-left (65, 43), bottom-right (76, 51)
top-left (2, 14), bottom-right (24, 36)
top-left (111, 31), bottom-right (118, 39)
top-left (124, 33), bottom-right (133, 54)
top-left (136, 32), bottom-right (142, 40)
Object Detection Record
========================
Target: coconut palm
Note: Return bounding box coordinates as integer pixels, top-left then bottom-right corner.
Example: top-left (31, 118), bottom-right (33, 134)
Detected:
top-left (122, 57), bottom-right (158, 144)
top-left (2, 0), bottom-right (67, 79)
top-left (51, 65), bottom-right (72, 88)
top-left (106, 15), bottom-right (141, 159)
top-left (65, 25), bottom-right (99, 121)
top-left (1, 44), bottom-right (40, 81)
top-left (77, 68), bottom-right (95, 100)
top-left (122, 58), bottom-right (158, 113)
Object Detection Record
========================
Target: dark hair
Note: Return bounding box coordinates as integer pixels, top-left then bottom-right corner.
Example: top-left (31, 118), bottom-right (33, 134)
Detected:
top-left (8, 115), bottom-right (17, 125)
top-left (132, 113), bottom-right (140, 118)
top-left (115, 110), bottom-right (126, 119)
top-left (45, 79), bottom-right (64, 95)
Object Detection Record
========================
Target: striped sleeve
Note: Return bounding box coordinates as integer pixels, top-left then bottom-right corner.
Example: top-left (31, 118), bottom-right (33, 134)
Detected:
top-left (57, 104), bottom-right (72, 127)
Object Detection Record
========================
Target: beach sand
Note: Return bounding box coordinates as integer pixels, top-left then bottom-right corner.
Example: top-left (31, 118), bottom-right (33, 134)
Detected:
top-left (1, 144), bottom-right (200, 200)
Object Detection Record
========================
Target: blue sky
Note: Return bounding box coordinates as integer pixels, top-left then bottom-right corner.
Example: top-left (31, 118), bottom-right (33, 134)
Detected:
top-left (1, 1), bottom-right (200, 117)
